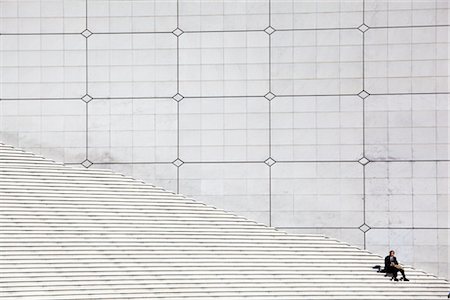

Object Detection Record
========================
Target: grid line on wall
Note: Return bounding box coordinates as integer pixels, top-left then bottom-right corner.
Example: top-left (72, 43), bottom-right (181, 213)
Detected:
top-left (0, 23), bottom-right (448, 37)
top-left (2, 90), bottom-right (449, 102)
top-left (361, 0), bottom-right (367, 248)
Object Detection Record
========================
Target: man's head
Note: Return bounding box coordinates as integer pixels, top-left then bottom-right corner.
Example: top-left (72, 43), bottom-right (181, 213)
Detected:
top-left (389, 250), bottom-right (395, 256)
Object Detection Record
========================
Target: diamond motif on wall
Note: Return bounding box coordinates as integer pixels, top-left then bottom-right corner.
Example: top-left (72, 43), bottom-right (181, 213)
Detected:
top-left (81, 29), bottom-right (93, 38)
top-left (81, 159), bottom-right (93, 168)
top-left (359, 223), bottom-right (371, 233)
top-left (264, 92), bottom-right (276, 101)
top-left (172, 93), bottom-right (184, 102)
top-left (357, 90), bottom-right (370, 99)
top-left (264, 157), bottom-right (276, 167)
top-left (81, 94), bottom-right (93, 103)
top-left (172, 158), bottom-right (184, 167)
top-left (172, 28), bottom-right (184, 37)
top-left (358, 24), bottom-right (369, 33)
top-left (358, 157), bottom-right (370, 165)
top-left (264, 26), bottom-right (276, 35)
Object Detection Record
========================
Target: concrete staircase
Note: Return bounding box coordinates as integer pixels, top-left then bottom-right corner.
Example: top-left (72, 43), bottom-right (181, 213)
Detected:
top-left (0, 143), bottom-right (448, 299)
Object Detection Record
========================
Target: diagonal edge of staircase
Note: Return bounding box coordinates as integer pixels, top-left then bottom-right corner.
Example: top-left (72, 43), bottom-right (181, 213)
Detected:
top-left (0, 142), bottom-right (448, 300)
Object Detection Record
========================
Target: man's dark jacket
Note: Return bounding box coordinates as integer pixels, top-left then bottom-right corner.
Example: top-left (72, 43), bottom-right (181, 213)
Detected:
top-left (384, 255), bottom-right (399, 272)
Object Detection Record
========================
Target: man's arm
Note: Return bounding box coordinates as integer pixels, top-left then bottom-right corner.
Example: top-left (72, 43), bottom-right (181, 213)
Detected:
top-left (384, 256), bottom-right (390, 270)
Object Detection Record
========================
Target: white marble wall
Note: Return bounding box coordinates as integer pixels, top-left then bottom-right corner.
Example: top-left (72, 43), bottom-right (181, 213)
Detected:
top-left (0, 0), bottom-right (448, 278)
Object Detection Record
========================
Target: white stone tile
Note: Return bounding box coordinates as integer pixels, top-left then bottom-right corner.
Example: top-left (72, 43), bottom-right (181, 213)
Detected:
top-left (0, 99), bottom-right (86, 162)
top-left (88, 0), bottom-right (177, 33)
top-left (132, 163), bottom-right (178, 193)
top-left (179, 32), bottom-right (269, 97)
top-left (88, 33), bottom-right (177, 98)
top-left (282, 228), bottom-right (365, 249)
top-left (237, 211), bottom-right (270, 225)
top-left (88, 98), bottom-right (177, 163)
top-left (366, 0), bottom-right (449, 27)
top-left (272, 30), bottom-right (363, 95)
top-left (366, 161), bottom-right (445, 229)
top-left (0, 0), bottom-right (85, 33)
top-left (414, 211), bottom-right (439, 227)
top-left (0, 35), bottom-right (85, 99)
top-left (365, 27), bottom-right (448, 94)
top-left (272, 0), bottom-right (363, 30)
top-left (271, 96), bottom-right (363, 161)
top-left (179, 97), bottom-right (269, 162)
top-left (95, 162), bottom-right (179, 193)
top-left (271, 162), bottom-right (363, 227)
top-left (366, 94), bottom-right (447, 160)
top-left (179, 163), bottom-right (269, 222)
top-left (366, 228), bottom-right (389, 247)
top-left (179, 0), bottom-right (268, 31)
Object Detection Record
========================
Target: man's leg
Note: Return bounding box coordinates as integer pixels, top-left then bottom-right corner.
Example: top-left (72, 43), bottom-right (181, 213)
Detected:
top-left (390, 267), bottom-right (399, 280)
top-left (397, 266), bottom-right (409, 281)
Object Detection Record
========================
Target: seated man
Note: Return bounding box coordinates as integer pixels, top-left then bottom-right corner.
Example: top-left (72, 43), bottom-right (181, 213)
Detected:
top-left (384, 250), bottom-right (409, 281)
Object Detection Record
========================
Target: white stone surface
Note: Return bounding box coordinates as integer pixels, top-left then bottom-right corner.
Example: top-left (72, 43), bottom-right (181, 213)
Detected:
top-left (365, 94), bottom-right (448, 160)
top-left (179, 0), bottom-right (268, 31)
top-left (271, 29), bottom-right (363, 95)
top-left (100, 162), bottom-right (179, 194)
top-left (179, 31), bottom-right (269, 97)
top-left (271, 0), bottom-right (363, 29)
top-left (271, 162), bottom-right (363, 228)
top-left (87, 98), bottom-right (178, 163)
top-left (88, 0), bottom-right (177, 33)
top-left (0, 35), bottom-right (85, 98)
top-left (0, 0), bottom-right (448, 278)
top-left (179, 97), bottom-right (269, 161)
top-left (0, 100), bottom-right (86, 162)
top-left (1, 143), bottom-right (449, 299)
top-left (179, 162), bottom-right (270, 224)
top-left (271, 96), bottom-right (363, 161)
top-left (0, 0), bottom-right (85, 33)
top-left (88, 33), bottom-right (177, 98)
top-left (365, 0), bottom-right (449, 27)
top-left (365, 27), bottom-right (448, 94)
